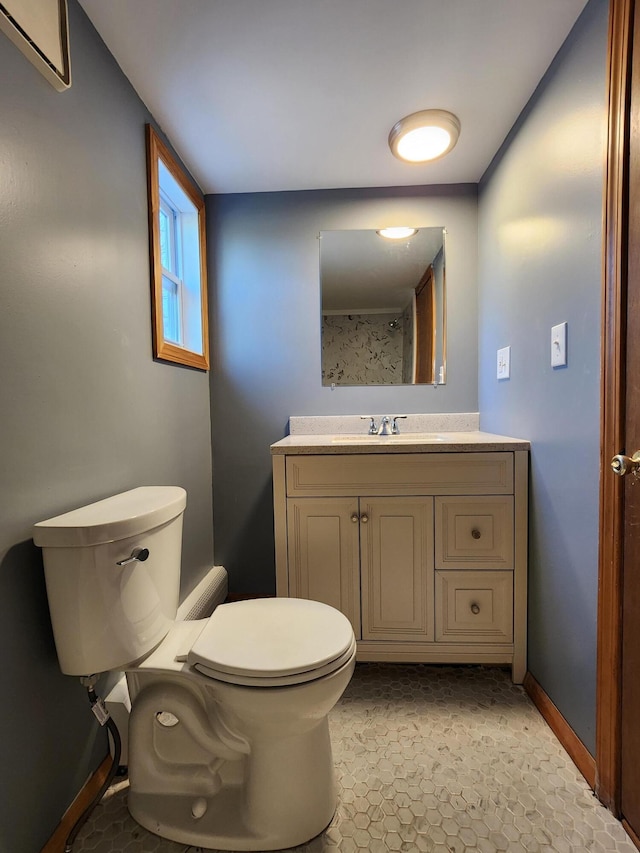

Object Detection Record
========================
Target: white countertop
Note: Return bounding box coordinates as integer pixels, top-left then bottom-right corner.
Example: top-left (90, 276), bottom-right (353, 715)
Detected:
top-left (271, 430), bottom-right (530, 455)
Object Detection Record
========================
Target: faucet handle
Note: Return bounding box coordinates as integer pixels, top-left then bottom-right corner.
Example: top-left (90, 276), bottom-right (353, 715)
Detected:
top-left (391, 415), bottom-right (408, 435)
top-left (360, 415), bottom-right (378, 435)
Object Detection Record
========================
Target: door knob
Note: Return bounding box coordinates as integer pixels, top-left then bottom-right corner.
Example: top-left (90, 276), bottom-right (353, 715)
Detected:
top-left (611, 451), bottom-right (640, 476)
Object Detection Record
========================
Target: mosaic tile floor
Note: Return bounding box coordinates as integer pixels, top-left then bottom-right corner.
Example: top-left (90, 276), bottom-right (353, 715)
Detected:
top-left (74, 664), bottom-right (636, 853)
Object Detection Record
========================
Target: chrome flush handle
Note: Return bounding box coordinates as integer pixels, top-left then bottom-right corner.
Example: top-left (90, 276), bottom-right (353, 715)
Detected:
top-left (116, 547), bottom-right (150, 567)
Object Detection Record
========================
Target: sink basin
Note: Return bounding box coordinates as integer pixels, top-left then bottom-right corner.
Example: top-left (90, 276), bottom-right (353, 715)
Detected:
top-left (330, 433), bottom-right (447, 444)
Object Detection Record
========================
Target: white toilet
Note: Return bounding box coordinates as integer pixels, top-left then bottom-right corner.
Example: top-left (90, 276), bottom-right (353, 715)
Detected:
top-left (33, 486), bottom-right (356, 851)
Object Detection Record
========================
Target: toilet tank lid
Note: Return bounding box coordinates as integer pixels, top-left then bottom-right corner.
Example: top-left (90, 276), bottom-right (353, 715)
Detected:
top-left (33, 486), bottom-right (187, 548)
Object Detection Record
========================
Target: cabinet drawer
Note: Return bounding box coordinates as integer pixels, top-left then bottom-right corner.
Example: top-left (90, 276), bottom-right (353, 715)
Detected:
top-left (435, 496), bottom-right (514, 569)
top-left (435, 570), bottom-right (513, 643)
top-left (286, 453), bottom-right (513, 497)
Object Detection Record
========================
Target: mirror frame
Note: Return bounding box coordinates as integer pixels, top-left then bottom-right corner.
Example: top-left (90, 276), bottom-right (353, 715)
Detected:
top-left (146, 124), bottom-right (210, 370)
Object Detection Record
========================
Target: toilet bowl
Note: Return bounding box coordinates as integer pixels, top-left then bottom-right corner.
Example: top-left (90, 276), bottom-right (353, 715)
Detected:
top-left (33, 487), bottom-right (356, 851)
top-left (126, 598), bottom-right (356, 849)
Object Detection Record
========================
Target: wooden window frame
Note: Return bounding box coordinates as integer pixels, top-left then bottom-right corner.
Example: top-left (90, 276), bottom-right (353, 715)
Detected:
top-left (146, 124), bottom-right (210, 370)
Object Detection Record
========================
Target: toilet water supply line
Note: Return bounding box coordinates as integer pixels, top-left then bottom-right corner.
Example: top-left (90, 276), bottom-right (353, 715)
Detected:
top-left (64, 676), bottom-right (122, 853)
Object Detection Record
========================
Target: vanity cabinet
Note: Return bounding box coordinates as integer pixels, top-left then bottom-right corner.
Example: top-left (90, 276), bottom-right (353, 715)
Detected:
top-left (287, 496), bottom-right (434, 642)
top-left (272, 446), bottom-right (528, 682)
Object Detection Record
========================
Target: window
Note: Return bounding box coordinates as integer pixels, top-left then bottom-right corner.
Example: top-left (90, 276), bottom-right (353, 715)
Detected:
top-left (146, 125), bottom-right (209, 370)
top-left (159, 194), bottom-right (182, 344)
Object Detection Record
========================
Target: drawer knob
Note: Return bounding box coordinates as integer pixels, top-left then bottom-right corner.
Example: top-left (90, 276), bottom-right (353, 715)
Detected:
top-left (360, 513), bottom-right (369, 524)
top-left (470, 603), bottom-right (480, 615)
top-left (471, 528), bottom-right (482, 540)
top-left (350, 513), bottom-right (359, 523)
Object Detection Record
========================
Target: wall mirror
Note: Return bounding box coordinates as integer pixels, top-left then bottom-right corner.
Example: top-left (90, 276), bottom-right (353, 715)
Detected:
top-left (146, 124), bottom-right (210, 370)
top-left (320, 228), bottom-right (446, 386)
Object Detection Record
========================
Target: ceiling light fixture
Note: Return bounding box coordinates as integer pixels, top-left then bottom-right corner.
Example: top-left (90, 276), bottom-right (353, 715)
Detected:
top-left (376, 227), bottom-right (418, 240)
top-left (388, 109), bottom-right (460, 163)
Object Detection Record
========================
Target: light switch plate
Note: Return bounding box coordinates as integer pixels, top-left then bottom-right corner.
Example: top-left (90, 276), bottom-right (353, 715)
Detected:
top-left (497, 346), bottom-right (511, 380)
top-left (551, 322), bottom-right (567, 367)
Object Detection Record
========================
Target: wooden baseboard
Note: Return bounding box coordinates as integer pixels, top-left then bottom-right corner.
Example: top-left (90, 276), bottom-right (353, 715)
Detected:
top-left (623, 819), bottom-right (640, 850)
top-left (524, 671), bottom-right (596, 789)
top-left (41, 754), bottom-right (111, 853)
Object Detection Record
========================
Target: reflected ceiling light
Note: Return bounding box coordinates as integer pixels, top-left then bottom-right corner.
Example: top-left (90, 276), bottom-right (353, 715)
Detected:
top-left (388, 109), bottom-right (460, 163)
top-left (376, 227), bottom-right (418, 240)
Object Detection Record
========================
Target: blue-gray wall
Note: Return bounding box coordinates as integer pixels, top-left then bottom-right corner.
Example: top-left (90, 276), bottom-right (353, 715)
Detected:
top-left (208, 186), bottom-right (478, 593)
top-left (478, 0), bottom-right (607, 754)
top-left (0, 2), bottom-right (214, 850)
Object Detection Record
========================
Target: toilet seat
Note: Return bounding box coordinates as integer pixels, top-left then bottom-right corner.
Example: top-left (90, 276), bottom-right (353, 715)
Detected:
top-left (187, 598), bottom-right (356, 687)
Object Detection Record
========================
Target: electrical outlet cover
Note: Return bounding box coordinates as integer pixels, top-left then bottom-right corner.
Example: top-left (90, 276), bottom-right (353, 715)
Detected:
top-left (497, 346), bottom-right (511, 380)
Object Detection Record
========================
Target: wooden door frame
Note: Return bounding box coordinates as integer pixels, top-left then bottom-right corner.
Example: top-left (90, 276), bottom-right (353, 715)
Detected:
top-left (414, 265), bottom-right (436, 384)
top-left (597, 0), bottom-right (633, 815)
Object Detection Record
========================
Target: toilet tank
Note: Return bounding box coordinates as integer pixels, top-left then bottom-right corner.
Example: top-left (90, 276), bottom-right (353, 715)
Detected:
top-left (33, 487), bottom-right (187, 676)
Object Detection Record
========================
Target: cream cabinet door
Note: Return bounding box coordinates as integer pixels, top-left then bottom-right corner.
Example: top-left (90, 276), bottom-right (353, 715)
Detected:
top-left (286, 498), bottom-right (361, 636)
top-left (360, 497), bottom-right (434, 642)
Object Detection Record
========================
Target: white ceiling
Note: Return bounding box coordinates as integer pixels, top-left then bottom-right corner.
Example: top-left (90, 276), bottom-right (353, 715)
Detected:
top-left (78, 0), bottom-right (590, 195)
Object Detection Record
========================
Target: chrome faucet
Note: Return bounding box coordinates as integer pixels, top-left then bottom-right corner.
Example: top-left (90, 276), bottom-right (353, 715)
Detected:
top-left (377, 416), bottom-right (391, 436)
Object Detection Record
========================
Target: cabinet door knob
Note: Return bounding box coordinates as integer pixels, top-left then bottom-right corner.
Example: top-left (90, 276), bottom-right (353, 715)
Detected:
top-left (360, 513), bottom-right (369, 524)
top-left (350, 513), bottom-right (359, 523)
top-left (470, 603), bottom-right (480, 615)
top-left (471, 528), bottom-right (481, 540)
